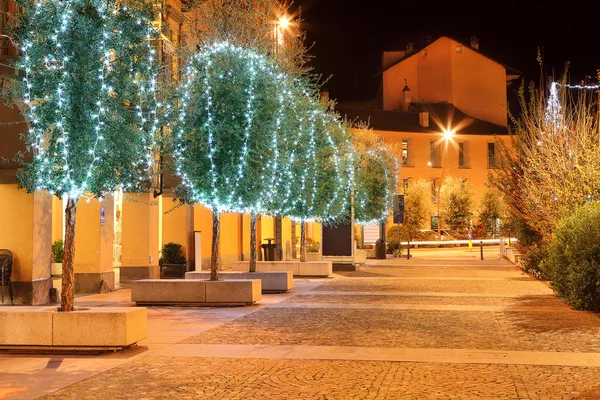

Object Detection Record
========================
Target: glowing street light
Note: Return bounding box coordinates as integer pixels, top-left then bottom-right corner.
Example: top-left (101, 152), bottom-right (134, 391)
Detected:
top-left (443, 129), bottom-right (453, 141)
top-left (278, 17), bottom-right (290, 29)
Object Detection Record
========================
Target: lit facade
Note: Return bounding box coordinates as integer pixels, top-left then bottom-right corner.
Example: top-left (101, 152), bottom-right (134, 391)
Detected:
top-left (339, 36), bottom-right (519, 232)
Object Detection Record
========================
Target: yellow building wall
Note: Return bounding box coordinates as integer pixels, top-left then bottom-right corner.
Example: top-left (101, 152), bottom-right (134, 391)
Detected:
top-left (281, 217), bottom-right (292, 259)
top-left (261, 216), bottom-right (275, 243)
top-left (0, 185), bottom-right (34, 282)
top-left (121, 193), bottom-right (160, 267)
top-left (162, 196), bottom-right (190, 253)
top-left (51, 196), bottom-right (63, 243)
top-left (193, 205), bottom-right (213, 259)
top-left (220, 212), bottom-right (241, 267)
top-left (74, 196), bottom-right (114, 274)
top-left (416, 38), bottom-right (453, 104)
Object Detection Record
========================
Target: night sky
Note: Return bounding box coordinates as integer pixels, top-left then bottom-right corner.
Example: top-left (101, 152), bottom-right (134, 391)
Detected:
top-left (296, 0), bottom-right (600, 103)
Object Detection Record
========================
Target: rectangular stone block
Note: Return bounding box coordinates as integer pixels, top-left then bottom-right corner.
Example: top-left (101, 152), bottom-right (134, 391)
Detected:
top-left (205, 280), bottom-right (262, 305)
top-left (0, 308), bottom-right (53, 346)
top-left (53, 307), bottom-right (147, 347)
top-left (131, 279), bottom-right (206, 304)
top-left (185, 271), bottom-right (293, 293)
top-left (231, 261), bottom-right (300, 275)
top-left (298, 261), bottom-right (332, 277)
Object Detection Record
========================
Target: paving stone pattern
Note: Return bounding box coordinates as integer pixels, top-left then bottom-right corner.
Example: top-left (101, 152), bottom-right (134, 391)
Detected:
top-left (41, 357), bottom-right (600, 400)
top-left (34, 255), bottom-right (600, 399)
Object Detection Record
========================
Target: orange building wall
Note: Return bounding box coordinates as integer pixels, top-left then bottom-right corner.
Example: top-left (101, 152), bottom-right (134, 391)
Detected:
top-left (450, 45), bottom-right (507, 127)
top-left (416, 38), bottom-right (453, 104)
top-left (383, 55), bottom-right (418, 110)
top-left (377, 129), bottom-right (510, 220)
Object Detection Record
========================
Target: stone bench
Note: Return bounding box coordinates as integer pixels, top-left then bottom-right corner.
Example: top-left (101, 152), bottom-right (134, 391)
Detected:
top-left (185, 271), bottom-right (293, 293)
top-left (0, 307), bottom-right (146, 350)
top-left (130, 279), bottom-right (261, 306)
top-left (231, 261), bottom-right (332, 277)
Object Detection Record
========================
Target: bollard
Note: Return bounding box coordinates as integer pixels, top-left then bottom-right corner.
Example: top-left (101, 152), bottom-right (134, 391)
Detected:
top-left (407, 241), bottom-right (411, 260)
top-left (480, 241), bottom-right (484, 260)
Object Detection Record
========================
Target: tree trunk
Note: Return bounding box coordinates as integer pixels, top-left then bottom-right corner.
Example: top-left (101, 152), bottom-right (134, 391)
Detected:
top-left (249, 212), bottom-right (257, 273)
top-left (210, 209), bottom-right (220, 281)
top-left (61, 198), bottom-right (77, 312)
top-left (300, 221), bottom-right (307, 262)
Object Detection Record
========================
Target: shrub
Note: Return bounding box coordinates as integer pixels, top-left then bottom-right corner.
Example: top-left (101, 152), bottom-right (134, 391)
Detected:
top-left (52, 240), bottom-right (64, 263)
top-left (541, 202), bottom-right (600, 311)
top-left (159, 242), bottom-right (186, 266)
top-left (306, 238), bottom-right (320, 252)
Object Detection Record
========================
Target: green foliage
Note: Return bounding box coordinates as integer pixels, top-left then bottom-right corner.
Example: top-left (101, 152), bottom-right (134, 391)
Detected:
top-left (173, 44), bottom-right (352, 224)
top-left (159, 242), bottom-right (186, 266)
top-left (541, 202), bottom-right (600, 311)
top-left (51, 239), bottom-right (64, 263)
top-left (440, 176), bottom-right (473, 232)
top-left (478, 186), bottom-right (505, 236)
top-left (306, 238), bottom-right (320, 252)
top-left (351, 124), bottom-right (399, 225)
top-left (403, 179), bottom-right (432, 241)
top-left (12, 0), bottom-right (162, 199)
top-left (386, 225), bottom-right (402, 253)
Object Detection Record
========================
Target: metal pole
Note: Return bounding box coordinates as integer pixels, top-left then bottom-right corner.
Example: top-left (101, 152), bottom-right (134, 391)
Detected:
top-left (407, 240), bottom-right (410, 260)
top-left (480, 241), bottom-right (484, 260)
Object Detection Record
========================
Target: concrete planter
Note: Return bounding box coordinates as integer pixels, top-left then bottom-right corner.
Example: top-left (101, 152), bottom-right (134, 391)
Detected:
top-left (306, 253), bottom-right (321, 261)
top-left (354, 249), bottom-right (367, 264)
top-left (161, 264), bottom-right (186, 279)
top-left (51, 262), bottom-right (62, 276)
top-left (0, 307), bottom-right (146, 350)
top-left (131, 279), bottom-right (262, 306)
top-left (231, 261), bottom-right (332, 277)
top-left (185, 271), bottom-right (293, 293)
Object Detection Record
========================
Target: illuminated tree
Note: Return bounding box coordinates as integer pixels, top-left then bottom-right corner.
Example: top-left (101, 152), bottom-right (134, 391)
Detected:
top-left (173, 43), bottom-right (298, 277)
top-left (478, 186), bottom-right (505, 236)
top-left (276, 94), bottom-right (353, 261)
top-left (440, 176), bottom-right (473, 232)
top-left (350, 123), bottom-right (400, 226)
top-left (493, 79), bottom-right (600, 241)
top-left (403, 179), bottom-right (432, 241)
top-left (12, 0), bottom-right (161, 311)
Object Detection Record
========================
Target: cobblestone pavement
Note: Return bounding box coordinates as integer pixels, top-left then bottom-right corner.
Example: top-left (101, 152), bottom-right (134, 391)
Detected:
top-left (9, 250), bottom-right (600, 399)
top-left (40, 357), bottom-right (600, 400)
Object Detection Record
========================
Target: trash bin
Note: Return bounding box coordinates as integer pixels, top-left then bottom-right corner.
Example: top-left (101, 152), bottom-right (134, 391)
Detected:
top-left (262, 238), bottom-right (277, 261)
top-left (375, 239), bottom-right (386, 259)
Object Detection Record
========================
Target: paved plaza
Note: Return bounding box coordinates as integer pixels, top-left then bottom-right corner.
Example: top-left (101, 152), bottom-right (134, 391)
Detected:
top-left (2, 246), bottom-right (600, 399)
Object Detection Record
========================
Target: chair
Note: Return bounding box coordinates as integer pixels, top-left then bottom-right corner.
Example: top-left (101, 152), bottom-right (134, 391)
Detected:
top-left (0, 249), bottom-right (13, 305)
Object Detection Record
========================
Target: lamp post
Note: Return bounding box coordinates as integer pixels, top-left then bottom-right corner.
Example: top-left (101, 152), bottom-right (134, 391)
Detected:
top-left (274, 16), bottom-right (290, 52)
top-left (437, 129), bottom-right (453, 241)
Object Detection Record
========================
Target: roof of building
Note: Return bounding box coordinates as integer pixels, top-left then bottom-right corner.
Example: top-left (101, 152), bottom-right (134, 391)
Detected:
top-left (337, 102), bottom-right (509, 135)
top-left (381, 36), bottom-right (522, 77)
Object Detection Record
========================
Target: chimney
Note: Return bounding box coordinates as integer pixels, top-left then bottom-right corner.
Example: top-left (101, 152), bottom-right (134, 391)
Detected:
top-left (470, 36), bottom-right (479, 50)
top-left (406, 42), bottom-right (414, 55)
top-left (402, 80), bottom-right (411, 111)
top-left (419, 111), bottom-right (429, 127)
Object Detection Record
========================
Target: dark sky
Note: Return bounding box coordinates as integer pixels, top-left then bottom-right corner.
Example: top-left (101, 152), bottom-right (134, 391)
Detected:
top-left (296, 0), bottom-right (600, 103)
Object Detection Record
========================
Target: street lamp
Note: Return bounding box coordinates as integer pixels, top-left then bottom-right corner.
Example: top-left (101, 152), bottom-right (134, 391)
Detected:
top-left (274, 16), bottom-right (291, 51)
top-left (437, 129), bottom-right (454, 240)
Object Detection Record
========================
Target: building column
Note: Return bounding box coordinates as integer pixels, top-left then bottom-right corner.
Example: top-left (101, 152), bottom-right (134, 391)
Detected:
top-left (119, 193), bottom-right (161, 282)
top-left (73, 195), bottom-right (114, 293)
top-left (0, 185), bottom-right (52, 304)
top-left (162, 196), bottom-right (194, 272)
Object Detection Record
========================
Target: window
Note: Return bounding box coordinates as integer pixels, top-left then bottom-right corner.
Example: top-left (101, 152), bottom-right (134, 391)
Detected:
top-left (458, 141), bottom-right (470, 168)
top-left (487, 142), bottom-right (497, 168)
top-left (429, 140), bottom-right (441, 168)
top-left (402, 139), bottom-right (413, 166)
top-left (456, 45), bottom-right (462, 53)
top-left (403, 178), bottom-right (410, 194)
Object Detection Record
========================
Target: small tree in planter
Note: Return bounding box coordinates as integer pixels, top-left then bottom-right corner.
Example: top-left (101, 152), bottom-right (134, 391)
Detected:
top-left (51, 239), bottom-right (64, 276)
top-left (172, 43), bottom-right (292, 278)
top-left (11, 0), bottom-right (162, 311)
top-left (159, 242), bottom-right (186, 279)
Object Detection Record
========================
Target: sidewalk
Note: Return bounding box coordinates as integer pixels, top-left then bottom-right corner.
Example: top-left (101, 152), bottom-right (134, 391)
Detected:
top-left (2, 248), bottom-right (600, 399)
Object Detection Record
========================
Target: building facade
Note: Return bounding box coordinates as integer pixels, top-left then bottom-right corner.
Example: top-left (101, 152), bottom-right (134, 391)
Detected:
top-left (0, 0), bottom-right (322, 305)
top-left (339, 36), bottom-right (519, 234)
